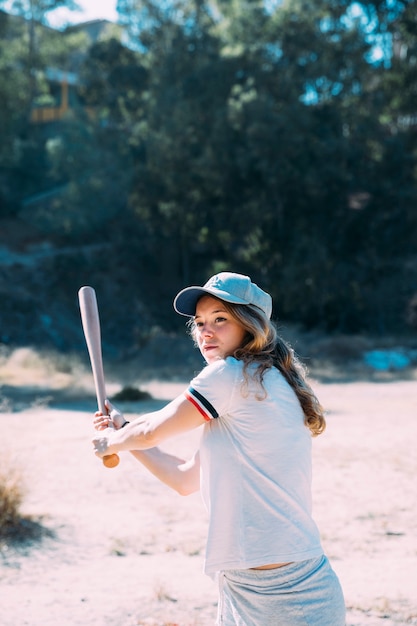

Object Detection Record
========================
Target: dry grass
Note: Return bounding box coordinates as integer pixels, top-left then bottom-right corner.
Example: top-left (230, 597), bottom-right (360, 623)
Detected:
top-left (0, 346), bottom-right (86, 389)
top-left (0, 458), bottom-right (25, 533)
top-left (0, 456), bottom-right (54, 550)
top-left (1, 330), bottom-right (415, 410)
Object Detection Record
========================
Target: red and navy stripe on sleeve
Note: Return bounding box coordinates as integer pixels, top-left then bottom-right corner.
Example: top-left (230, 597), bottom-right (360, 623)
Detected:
top-left (184, 386), bottom-right (219, 421)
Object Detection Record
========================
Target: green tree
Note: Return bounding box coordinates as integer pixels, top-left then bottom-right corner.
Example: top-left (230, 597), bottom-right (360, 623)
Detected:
top-left (7, 0), bottom-right (80, 110)
top-left (0, 0), bottom-right (85, 214)
top-left (45, 0), bottom-right (417, 334)
top-left (110, 0), bottom-right (415, 331)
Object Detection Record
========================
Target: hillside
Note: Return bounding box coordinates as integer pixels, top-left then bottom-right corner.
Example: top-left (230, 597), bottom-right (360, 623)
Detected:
top-left (1, 216), bottom-right (417, 392)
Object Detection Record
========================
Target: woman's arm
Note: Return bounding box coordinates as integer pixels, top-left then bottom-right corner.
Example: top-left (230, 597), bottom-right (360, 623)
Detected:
top-left (129, 449), bottom-right (200, 496)
top-left (93, 395), bottom-right (205, 478)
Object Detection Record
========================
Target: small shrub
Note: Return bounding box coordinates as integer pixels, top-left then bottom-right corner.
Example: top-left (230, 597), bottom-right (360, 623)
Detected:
top-left (0, 461), bottom-right (25, 535)
top-left (112, 386), bottom-right (152, 402)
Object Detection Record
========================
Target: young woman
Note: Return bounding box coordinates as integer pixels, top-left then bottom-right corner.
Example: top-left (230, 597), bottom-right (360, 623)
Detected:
top-left (92, 272), bottom-right (346, 626)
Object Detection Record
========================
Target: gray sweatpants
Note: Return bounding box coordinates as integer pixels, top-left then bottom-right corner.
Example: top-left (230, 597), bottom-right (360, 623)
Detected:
top-left (217, 555), bottom-right (345, 626)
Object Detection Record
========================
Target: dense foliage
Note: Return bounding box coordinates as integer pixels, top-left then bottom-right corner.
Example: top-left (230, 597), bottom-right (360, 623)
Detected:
top-left (0, 0), bottom-right (416, 349)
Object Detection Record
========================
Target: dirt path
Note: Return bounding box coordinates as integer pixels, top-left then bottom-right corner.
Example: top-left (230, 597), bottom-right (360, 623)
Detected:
top-left (1, 380), bottom-right (416, 626)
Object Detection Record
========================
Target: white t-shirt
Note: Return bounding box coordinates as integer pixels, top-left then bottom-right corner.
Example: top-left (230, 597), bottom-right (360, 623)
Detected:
top-left (185, 357), bottom-right (323, 576)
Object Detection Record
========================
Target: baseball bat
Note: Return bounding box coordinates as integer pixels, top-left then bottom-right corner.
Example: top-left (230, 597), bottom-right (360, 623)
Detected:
top-left (78, 286), bottom-right (120, 468)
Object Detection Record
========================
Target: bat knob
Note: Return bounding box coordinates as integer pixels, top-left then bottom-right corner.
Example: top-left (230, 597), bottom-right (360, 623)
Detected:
top-left (103, 454), bottom-right (120, 468)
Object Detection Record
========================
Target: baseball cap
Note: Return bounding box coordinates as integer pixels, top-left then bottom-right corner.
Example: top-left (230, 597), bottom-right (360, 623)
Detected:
top-left (173, 272), bottom-right (272, 319)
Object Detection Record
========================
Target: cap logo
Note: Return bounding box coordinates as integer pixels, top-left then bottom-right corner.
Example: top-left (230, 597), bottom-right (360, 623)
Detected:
top-left (206, 275), bottom-right (223, 289)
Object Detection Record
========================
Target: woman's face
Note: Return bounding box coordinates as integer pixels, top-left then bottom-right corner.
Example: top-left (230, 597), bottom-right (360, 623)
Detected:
top-left (193, 295), bottom-right (247, 364)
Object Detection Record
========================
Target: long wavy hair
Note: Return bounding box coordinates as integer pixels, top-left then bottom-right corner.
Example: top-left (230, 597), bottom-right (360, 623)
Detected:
top-left (188, 299), bottom-right (325, 437)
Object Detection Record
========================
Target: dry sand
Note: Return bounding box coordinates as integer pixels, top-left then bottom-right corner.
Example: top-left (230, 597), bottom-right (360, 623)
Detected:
top-left (1, 376), bottom-right (416, 626)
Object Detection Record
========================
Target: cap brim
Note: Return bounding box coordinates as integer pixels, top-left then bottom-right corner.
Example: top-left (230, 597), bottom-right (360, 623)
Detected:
top-left (174, 286), bottom-right (249, 317)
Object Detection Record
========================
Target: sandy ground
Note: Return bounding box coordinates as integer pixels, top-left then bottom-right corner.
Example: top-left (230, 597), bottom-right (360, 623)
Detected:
top-left (1, 377), bottom-right (417, 626)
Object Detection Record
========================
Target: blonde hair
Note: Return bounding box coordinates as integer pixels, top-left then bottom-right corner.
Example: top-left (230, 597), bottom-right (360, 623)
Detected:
top-left (188, 299), bottom-right (325, 437)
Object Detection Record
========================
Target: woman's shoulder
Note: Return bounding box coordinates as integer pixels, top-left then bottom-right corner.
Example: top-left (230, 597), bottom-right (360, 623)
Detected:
top-left (193, 357), bottom-right (242, 382)
top-left (187, 358), bottom-right (244, 417)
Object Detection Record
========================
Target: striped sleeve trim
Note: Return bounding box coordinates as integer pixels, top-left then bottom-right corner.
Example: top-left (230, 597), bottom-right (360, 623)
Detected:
top-left (184, 387), bottom-right (219, 421)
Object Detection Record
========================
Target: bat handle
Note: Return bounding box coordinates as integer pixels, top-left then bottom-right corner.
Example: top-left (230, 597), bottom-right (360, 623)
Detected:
top-left (98, 400), bottom-right (120, 468)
